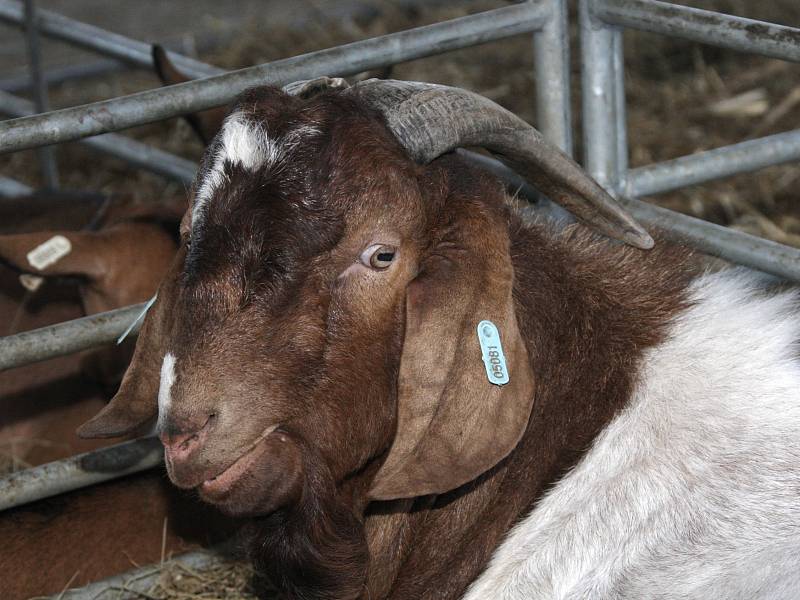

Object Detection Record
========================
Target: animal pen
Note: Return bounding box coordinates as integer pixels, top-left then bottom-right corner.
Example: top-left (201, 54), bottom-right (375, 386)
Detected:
top-left (0, 0), bottom-right (799, 596)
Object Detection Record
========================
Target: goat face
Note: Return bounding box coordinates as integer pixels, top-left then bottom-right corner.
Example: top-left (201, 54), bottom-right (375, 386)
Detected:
top-left (78, 85), bottom-right (536, 517)
top-left (157, 88), bottom-right (429, 516)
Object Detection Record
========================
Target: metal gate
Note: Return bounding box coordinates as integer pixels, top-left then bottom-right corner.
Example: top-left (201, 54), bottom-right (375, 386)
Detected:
top-left (0, 0), bottom-right (798, 596)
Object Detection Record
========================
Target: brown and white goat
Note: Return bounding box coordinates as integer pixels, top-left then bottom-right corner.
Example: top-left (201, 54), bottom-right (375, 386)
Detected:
top-left (0, 192), bottom-right (234, 598)
top-left (79, 79), bottom-right (800, 600)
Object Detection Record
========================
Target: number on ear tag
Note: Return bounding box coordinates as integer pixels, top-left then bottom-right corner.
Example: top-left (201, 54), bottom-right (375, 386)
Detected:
top-left (477, 320), bottom-right (509, 386)
top-left (27, 235), bottom-right (71, 270)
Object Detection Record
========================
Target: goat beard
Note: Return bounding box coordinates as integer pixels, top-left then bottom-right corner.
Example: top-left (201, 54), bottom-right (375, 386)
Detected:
top-left (246, 442), bottom-right (370, 600)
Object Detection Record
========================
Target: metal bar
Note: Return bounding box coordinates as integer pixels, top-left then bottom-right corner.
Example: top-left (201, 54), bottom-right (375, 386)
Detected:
top-left (47, 549), bottom-right (223, 599)
top-left (0, 90), bottom-right (196, 184)
top-left (0, 437), bottom-right (162, 511)
top-left (612, 26), bottom-right (628, 185)
top-left (0, 175), bottom-right (33, 196)
top-left (532, 0), bottom-right (572, 155)
top-left (0, 3), bottom-right (550, 153)
top-left (0, 0), bottom-right (222, 78)
top-left (0, 302), bottom-right (145, 371)
top-left (22, 0), bottom-right (59, 189)
top-left (458, 149), bottom-right (573, 225)
top-left (626, 128), bottom-right (800, 198)
top-left (622, 196), bottom-right (800, 281)
top-left (593, 0), bottom-right (800, 63)
top-left (0, 58), bottom-right (125, 93)
top-left (579, 0), bottom-right (626, 191)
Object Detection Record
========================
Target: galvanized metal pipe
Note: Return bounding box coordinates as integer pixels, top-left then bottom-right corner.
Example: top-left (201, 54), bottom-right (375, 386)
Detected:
top-left (623, 196), bottom-right (800, 282)
top-left (0, 0), bottom-right (222, 78)
top-left (0, 90), bottom-right (196, 183)
top-left (532, 0), bottom-right (572, 155)
top-left (625, 128), bottom-right (800, 198)
top-left (0, 3), bottom-right (550, 153)
top-left (0, 175), bottom-right (33, 196)
top-left (22, 0), bottom-right (59, 189)
top-left (593, 0), bottom-right (800, 63)
top-left (0, 302), bottom-right (145, 370)
top-left (579, 0), bottom-right (626, 190)
top-left (0, 437), bottom-right (162, 511)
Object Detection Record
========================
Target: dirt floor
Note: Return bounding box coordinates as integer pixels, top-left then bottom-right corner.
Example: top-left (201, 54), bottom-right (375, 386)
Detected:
top-left (4, 0), bottom-right (800, 597)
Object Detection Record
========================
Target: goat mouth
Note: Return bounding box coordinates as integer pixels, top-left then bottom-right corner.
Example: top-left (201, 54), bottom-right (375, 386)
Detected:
top-left (199, 424), bottom-right (279, 500)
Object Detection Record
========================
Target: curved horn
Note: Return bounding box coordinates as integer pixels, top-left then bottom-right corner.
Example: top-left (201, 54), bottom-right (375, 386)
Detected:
top-left (346, 79), bottom-right (653, 250)
top-left (282, 76), bottom-right (349, 98)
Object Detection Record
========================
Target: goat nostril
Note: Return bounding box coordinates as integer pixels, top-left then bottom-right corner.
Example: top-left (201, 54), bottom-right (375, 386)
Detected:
top-left (179, 433), bottom-right (199, 451)
top-left (160, 415), bottom-right (216, 454)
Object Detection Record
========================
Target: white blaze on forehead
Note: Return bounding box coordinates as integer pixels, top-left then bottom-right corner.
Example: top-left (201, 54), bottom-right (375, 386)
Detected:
top-left (193, 111), bottom-right (319, 227)
top-left (157, 352), bottom-right (177, 429)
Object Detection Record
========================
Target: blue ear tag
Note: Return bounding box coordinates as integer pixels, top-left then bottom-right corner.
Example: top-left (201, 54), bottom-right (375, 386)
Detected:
top-left (477, 320), bottom-right (509, 386)
top-left (116, 293), bottom-right (157, 345)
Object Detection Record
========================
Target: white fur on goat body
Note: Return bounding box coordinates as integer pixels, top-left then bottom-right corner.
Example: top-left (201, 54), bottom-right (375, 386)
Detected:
top-left (465, 270), bottom-right (800, 600)
top-left (157, 352), bottom-right (177, 431)
top-left (193, 112), bottom-right (319, 227)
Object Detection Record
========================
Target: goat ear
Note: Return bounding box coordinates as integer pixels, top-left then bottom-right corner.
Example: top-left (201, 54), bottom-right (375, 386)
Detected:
top-left (0, 224), bottom-right (175, 314)
top-left (152, 44), bottom-right (226, 144)
top-left (76, 250), bottom-right (182, 438)
top-left (0, 229), bottom-right (108, 281)
top-left (368, 197), bottom-right (535, 500)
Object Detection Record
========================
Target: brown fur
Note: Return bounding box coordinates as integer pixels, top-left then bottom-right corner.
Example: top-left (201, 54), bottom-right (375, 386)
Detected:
top-left (0, 191), bottom-right (237, 599)
top-left (82, 87), bottom-right (697, 599)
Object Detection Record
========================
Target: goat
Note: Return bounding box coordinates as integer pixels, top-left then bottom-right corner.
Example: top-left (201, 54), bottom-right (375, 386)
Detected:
top-left (78, 78), bottom-right (800, 600)
top-left (0, 191), bottom-right (235, 598)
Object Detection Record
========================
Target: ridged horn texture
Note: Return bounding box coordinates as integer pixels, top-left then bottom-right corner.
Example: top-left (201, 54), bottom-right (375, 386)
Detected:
top-left (282, 76), bottom-right (350, 98)
top-left (346, 79), bottom-right (653, 250)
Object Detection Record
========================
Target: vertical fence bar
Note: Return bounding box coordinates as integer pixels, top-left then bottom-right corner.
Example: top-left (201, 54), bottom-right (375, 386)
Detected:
top-left (532, 0), bottom-right (573, 155)
top-left (579, 0), bottom-right (625, 192)
top-left (611, 27), bottom-right (628, 186)
top-left (22, 0), bottom-right (58, 189)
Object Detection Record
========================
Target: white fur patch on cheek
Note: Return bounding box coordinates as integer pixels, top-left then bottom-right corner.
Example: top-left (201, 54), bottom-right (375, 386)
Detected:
top-left (157, 352), bottom-right (177, 430)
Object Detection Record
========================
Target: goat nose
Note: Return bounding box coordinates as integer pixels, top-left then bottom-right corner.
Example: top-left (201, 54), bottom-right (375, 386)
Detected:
top-left (159, 413), bottom-right (215, 462)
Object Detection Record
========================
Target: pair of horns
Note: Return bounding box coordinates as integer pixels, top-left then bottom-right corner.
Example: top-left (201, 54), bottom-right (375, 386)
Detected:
top-left (286, 77), bottom-right (651, 249)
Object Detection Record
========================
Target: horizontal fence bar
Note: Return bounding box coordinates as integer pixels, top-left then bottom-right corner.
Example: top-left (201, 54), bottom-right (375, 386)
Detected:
top-left (48, 549), bottom-right (224, 600)
top-left (0, 90), bottom-right (196, 183)
top-left (0, 0), bottom-right (222, 78)
top-left (622, 196), bottom-right (800, 281)
top-left (625, 129), bottom-right (800, 198)
top-left (0, 2), bottom-right (550, 153)
top-left (0, 302), bottom-right (145, 370)
top-left (0, 174), bottom-right (33, 196)
top-left (0, 57), bottom-right (125, 93)
top-left (0, 437), bottom-right (162, 511)
top-left (594, 0), bottom-right (800, 63)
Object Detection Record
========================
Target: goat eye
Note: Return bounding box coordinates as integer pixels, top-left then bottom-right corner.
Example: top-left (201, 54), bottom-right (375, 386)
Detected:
top-left (361, 244), bottom-right (396, 270)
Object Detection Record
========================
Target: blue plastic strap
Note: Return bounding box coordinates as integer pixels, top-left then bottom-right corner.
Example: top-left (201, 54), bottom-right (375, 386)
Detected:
top-left (116, 293), bottom-right (157, 345)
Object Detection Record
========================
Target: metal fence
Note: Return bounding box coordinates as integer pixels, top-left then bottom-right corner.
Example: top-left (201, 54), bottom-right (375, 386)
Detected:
top-left (0, 0), bottom-right (799, 595)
